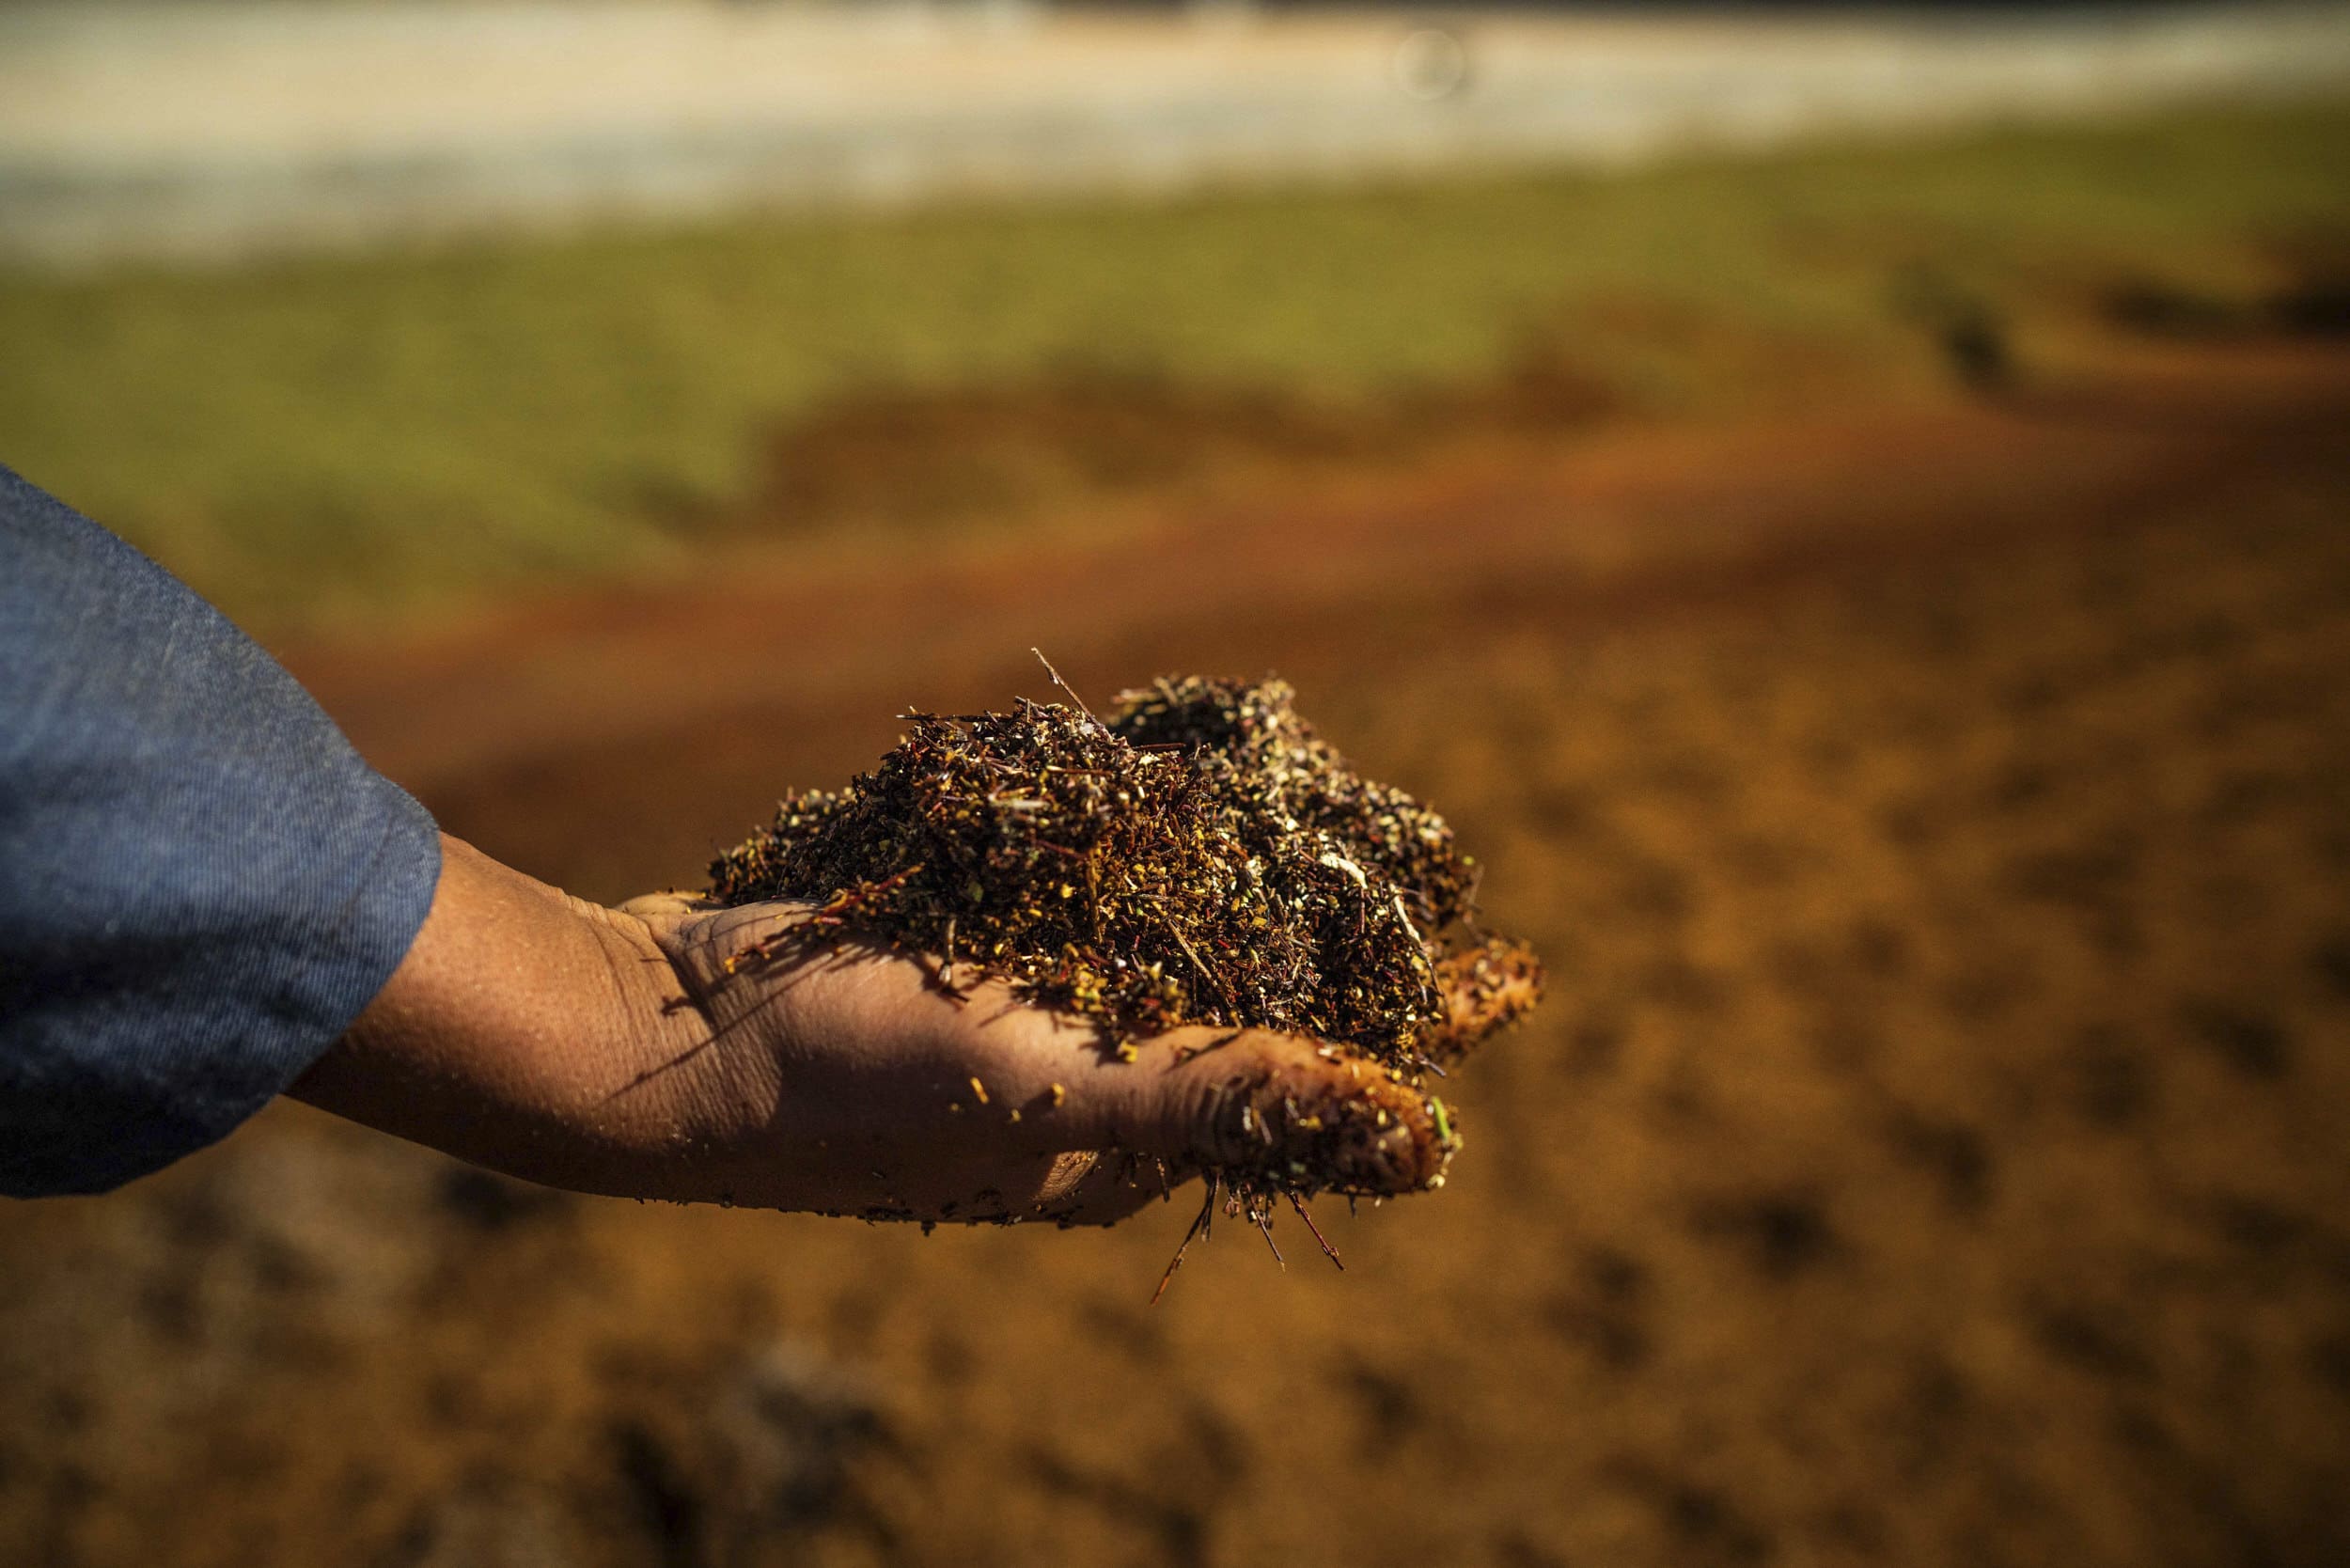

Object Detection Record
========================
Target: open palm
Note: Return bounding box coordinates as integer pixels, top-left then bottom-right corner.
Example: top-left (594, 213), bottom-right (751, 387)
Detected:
top-left (620, 891), bottom-right (1448, 1227)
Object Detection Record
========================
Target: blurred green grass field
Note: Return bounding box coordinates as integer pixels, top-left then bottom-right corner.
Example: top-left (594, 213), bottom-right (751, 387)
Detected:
top-left (3, 102), bottom-right (2345, 635)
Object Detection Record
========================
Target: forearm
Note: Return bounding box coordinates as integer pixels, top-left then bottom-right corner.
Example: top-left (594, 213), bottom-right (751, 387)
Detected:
top-left (288, 835), bottom-right (720, 1195)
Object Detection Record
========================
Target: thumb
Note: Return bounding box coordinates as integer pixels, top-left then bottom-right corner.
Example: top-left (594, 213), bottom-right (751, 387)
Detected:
top-left (1073, 1027), bottom-right (1454, 1197)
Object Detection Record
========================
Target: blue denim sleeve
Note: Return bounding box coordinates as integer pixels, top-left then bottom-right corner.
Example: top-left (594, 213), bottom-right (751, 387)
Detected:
top-left (1, 465), bottom-right (442, 1196)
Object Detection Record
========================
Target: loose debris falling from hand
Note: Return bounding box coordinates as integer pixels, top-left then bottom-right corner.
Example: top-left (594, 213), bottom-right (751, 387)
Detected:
top-left (708, 670), bottom-right (1543, 1236)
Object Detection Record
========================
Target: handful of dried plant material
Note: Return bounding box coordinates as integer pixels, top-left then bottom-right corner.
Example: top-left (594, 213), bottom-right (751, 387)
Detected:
top-left (708, 671), bottom-right (1541, 1199)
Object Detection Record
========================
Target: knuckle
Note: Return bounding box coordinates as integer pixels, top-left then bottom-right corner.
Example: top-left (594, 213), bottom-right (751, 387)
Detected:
top-left (1177, 1072), bottom-right (1260, 1166)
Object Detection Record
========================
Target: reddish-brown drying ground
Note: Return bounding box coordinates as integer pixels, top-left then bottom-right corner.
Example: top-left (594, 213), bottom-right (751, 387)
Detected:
top-left (5, 341), bottom-right (2349, 1568)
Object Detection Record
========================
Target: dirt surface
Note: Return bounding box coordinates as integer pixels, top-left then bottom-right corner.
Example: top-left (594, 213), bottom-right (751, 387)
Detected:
top-left (6, 342), bottom-right (2350, 1568)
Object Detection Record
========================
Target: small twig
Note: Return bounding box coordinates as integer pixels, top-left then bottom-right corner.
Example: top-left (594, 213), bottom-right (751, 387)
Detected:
top-left (1252, 1196), bottom-right (1285, 1268)
top-left (1152, 1180), bottom-right (1218, 1306)
top-left (1031, 647), bottom-right (1102, 729)
top-left (1289, 1193), bottom-right (1345, 1272)
top-left (1164, 918), bottom-right (1231, 1013)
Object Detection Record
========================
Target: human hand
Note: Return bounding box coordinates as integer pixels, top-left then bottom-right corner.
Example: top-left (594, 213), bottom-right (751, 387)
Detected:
top-left (293, 836), bottom-right (1445, 1228)
top-left (612, 892), bottom-right (1446, 1225)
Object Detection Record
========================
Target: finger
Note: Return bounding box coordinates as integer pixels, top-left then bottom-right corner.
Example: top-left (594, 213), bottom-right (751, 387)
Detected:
top-left (1021, 1149), bottom-right (1186, 1229)
top-left (1054, 1027), bottom-right (1451, 1197)
top-left (767, 1147), bottom-right (1178, 1230)
top-left (1422, 934), bottom-right (1545, 1063)
top-left (613, 889), bottom-right (726, 930)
